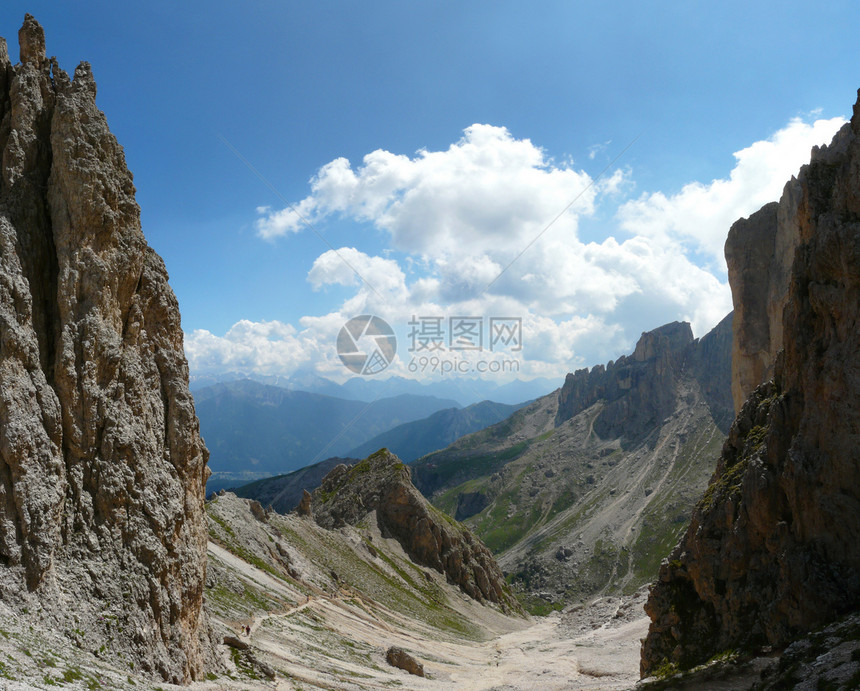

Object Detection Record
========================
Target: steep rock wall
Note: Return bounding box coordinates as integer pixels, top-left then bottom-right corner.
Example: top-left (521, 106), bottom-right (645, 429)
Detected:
top-left (0, 16), bottom-right (210, 683)
top-left (725, 178), bottom-right (804, 412)
top-left (556, 316), bottom-right (734, 440)
top-left (641, 93), bottom-right (860, 675)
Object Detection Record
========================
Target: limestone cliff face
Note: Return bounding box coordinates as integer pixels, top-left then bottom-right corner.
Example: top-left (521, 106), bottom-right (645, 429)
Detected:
top-left (310, 450), bottom-right (521, 611)
top-left (725, 177), bottom-right (804, 412)
top-left (641, 93), bottom-right (860, 675)
top-left (556, 317), bottom-right (734, 440)
top-left (0, 17), bottom-right (209, 683)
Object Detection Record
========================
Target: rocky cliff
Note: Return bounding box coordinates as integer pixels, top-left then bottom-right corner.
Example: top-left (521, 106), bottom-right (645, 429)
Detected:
top-left (725, 172), bottom-right (805, 412)
top-left (556, 318), bottom-right (734, 439)
top-left (0, 16), bottom-right (209, 683)
top-left (309, 449), bottom-right (520, 610)
top-left (641, 92), bottom-right (860, 675)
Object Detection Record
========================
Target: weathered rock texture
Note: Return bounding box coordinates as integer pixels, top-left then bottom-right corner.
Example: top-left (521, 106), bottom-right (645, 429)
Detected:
top-left (0, 16), bottom-right (210, 683)
top-left (641, 93), bottom-right (860, 675)
top-left (311, 450), bottom-right (521, 611)
top-left (386, 646), bottom-right (425, 677)
top-left (725, 175), bottom-right (805, 412)
top-left (556, 317), bottom-right (735, 439)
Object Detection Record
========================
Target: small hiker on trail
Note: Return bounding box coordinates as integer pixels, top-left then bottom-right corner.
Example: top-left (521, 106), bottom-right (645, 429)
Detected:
top-left (246, 624), bottom-right (251, 636)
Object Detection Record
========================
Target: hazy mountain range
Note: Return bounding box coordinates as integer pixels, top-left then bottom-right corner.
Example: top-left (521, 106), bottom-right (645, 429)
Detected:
top-left (196, 380), bottom-right (460, 490)
top-left (190, 369), bottom-right (557, 406)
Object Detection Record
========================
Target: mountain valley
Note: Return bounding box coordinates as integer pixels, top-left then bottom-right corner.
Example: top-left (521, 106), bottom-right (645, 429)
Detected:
top-left (1, 13), bottom-right (860, 691)
top-left (410, 317), bottom-right (733, 608)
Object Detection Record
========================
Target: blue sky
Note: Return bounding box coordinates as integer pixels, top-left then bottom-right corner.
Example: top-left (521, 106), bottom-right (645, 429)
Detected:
top-left (2, 1), bottom-right (858, 383)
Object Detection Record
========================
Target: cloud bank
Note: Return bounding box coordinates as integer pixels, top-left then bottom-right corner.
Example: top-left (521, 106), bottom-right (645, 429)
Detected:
top-left (187, 114), bottom-right (846, 382)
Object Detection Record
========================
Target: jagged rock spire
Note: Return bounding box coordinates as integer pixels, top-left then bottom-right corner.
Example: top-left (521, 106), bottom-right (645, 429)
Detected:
top-left (0, 15), bottom-right (211, 683)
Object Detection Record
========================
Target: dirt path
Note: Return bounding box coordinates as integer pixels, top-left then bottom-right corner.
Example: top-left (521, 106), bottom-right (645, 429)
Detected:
top-left (203, 539), bottom-right (648, 690)
top-left (248, 598), bottom-right (313, 636)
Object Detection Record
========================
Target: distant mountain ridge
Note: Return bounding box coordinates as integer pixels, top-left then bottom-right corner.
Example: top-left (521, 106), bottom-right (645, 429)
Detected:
top-left (190, 370), bottom-right (557, 406)
top-left (231, 399), bottom-right (529, 512)
top-left (231, 456), bottom-right (357, 513)
top-left (195, 379), bottom-right (459, 478)
top-left (347, 399), bottom-right (529, 462)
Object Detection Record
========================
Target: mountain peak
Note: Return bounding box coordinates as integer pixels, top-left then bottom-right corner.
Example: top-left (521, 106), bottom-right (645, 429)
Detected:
top-left (18, 14), bottom-right (45, 66)
top-left (632, 321), bottom-right (694, 361)
top-left (310, 450), bottom-right (520, 610)
top-left (556, 317), bottom-right (731, 442)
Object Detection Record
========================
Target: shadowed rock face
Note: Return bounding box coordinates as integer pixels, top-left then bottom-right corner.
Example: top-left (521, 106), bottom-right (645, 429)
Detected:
top-left (641, 92), bottom-right (860, 676)
top-left (0, 16), bottom-right (210, 683)
top-left (311, 450), bottom-right (521, 611)
top-left (556, 318), bottom-right (734, 441)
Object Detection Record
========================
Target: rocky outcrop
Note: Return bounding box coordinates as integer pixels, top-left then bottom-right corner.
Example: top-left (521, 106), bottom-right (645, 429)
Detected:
top-left (556, 316), bottom-right (734, 440)
top-left (454, 490), bottom-right (489, 521)
top-left (311, 450), bottom-right (520, 610)
top-left (0, 16), bottom-right (210, 683)
top-left (296, 489), bottom-right (313, 517)
top-left (725, 174), bottom-right (805, 412)
top-left (641, 93), bottom-right (860, 675)
top-left (386, 646), bottom-right (425, 677)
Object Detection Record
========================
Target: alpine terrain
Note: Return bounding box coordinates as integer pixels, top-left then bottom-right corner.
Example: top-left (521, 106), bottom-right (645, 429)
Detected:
top-left (411, 316), bottom-right (733, 609)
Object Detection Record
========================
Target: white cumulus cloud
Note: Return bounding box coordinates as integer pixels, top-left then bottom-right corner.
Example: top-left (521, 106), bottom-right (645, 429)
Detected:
top-left (618, 116), bottom-right (846, 267)
top-left (256, 124), bottom-right (597, 258)
top-left (192, 114), bottom-right (845, 383)
top-left (184, 320), bottom-right (314, 375)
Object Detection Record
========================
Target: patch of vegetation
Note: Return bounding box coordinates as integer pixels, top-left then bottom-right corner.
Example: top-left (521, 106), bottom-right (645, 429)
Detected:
top-left (273, 515), bottom-right (483, 639)
top-left (707, 648), bottom-right (739, 664)
top-left (698, 453), bottom-right (750, 513)
top-left (207, 579), bottom-right (282, 617)
top-left (230, 646), bottom-right (261, 680)
top-left (520, 596), bottom-right (564, 616)
top-left (651, 660), bottom-right (679, 679)
top-left (207, 508), bottom-right (236, 539)
top-left (419, 439), bottom-right (532, 497)
top-left (477, 496), bottom-right (543, 554)
top-left (548, 488), bottom-right (577, 518)
top-left (61, 666), bottom-right (84, 682)
top-left (630, 515), bottom-right (686, 585)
